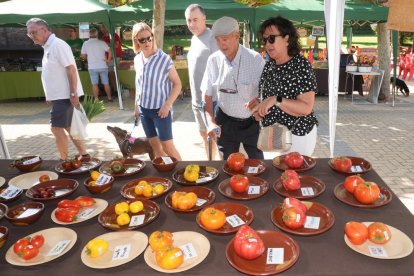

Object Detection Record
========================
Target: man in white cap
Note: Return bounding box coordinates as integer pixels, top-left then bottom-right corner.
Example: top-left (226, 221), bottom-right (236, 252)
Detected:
top-left (201, 16), bottom-right (265, 160)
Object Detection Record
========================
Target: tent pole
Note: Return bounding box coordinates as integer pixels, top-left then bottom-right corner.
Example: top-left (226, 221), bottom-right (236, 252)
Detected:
top-left (392, 30), bottom-right (398, 107)
top-left (346, 26), bottom-right (352, 49)
top-left (107, 12), bottom-right (123, 110)
top-left (0, 125), bottom-right (10, 159)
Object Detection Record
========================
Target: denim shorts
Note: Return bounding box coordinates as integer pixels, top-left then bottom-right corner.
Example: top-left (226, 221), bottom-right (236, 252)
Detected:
top-left (139, 106), bottom-right (173, 141)
top-left (88, 68), bottom-right (109, 85)
top-left (50, 99), bottom-right (73, 128)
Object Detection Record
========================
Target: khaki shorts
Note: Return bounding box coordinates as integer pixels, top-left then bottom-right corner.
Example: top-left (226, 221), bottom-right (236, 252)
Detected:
top-left (192, 105), bottom-right (208, 132)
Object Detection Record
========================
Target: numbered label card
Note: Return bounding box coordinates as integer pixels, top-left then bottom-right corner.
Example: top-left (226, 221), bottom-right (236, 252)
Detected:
top-left (129, 214), bottom-right (145, 227)
top-left (247, 167), bottom-right (259, 174)
top-left (351, 165), bottom-right (363, 173)
top-left (22, 156), bottom-right (40, 165)
top-left (179, 243), bottom-right (198, 260)
top-left (196, 176), bottom-right (213, 184)
top-left (301, 187), bottom-right (314, 196)
top-left (112, 244), bottom-right (131, 261)
top-left (195, 198), bottom-right (207, 206)
top-left (161, 157), bottom-right (173, 164)
top-left (18, 208), bottom-right (40, 218)
top-left (77, 208), bottom-right (96, 219)
top-left (248, 185), bottom-right (260, 195)
top-left (266, 248), bottom-right (284, 264)
top-left (304, 216), bottom-right (321, 229)
top-left (96, 174), bottom-right (112, 185)
top-left (0, 185), bottom-right (22, 199)
top-left (368, 246), bottom-right (388, 257)
top-left (47, 240), bottom-right (71, 256)
top-left (125, 167), bottom-right (137, 174)
top-left (226, 214), bottom-right (245, 228)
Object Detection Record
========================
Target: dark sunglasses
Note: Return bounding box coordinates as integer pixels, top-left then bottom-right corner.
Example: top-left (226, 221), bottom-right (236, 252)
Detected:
top-left (137, 35), bottom-right (153, 44)
top-left (260, 34), bottom-right (283, 45)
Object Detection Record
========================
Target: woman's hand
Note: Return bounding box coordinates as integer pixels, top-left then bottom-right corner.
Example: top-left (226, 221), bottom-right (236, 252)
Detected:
top-left (245, 97), bottom-right (260, 112)
top-left (158, 103), bottom-right (171, 118)
top-left (134, 106), bottom-right (140, 117)
top-left (253, 96), bottom-right (276, 117)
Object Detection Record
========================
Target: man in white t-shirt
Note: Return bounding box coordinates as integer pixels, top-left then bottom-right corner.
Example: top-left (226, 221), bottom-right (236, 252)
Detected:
top-left (81, 28), bottom-right (113, 101)
top-left (26, 18), bottom-right (89, 161)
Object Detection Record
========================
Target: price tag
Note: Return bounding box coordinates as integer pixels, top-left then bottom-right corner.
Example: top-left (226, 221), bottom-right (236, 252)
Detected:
top-left (18, 208), bottom-right (40, 218)
top-left (0, 232), bottom-right (4, 239)
top-left (125, 167), bottom-right (137, 174)
top-left (179, 243), bottom-right (198, 260)
top-left (247, 167), bottom-right (259, 174)
top-left (226, 214), bottom-right (245, 228)
top-left (96, 174), bottom-right (112, 185)
top-left (129, 214), bottom-right (145, 227)
top-left (54, 189), bottom-right (71, 197)
top-left (72, 166), bottom-right (88, 172)
top-left (196, 176), bottom-right (213, 183)
top-left (266, 248), bottom-right (284, 264)
top-left (368, 246), bottom-right (388, 257)
top-left (304, 216), bottom-right (321, 229)
top-left (195, 198), bottom-right (207, 206)
top-left (77, 208), bottom-right (96, 219)
top-left (22, 156), bottom-right (40, 165)
top-left (248, 185), bottom-right (260, 195)
top-left (351, 165), bottom-right (363, 173)
top-left (0, 186), bottom-right (22, 199)
top-left (47, 240), bottom-right (71, 256)
top-left (301, 187), bottom-right (314, 196)
top-left (112, 244), bottom-right (131, 261)
top-left (161, 157), bottom-right (173, 164)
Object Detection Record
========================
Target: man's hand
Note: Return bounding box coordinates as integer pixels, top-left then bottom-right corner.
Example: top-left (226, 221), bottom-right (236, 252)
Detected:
top-left (70, 95), bottom-right (80, 106)
top-left (245, 97), bottom-right (260, 112)
top-left (207, 123), bottom-right (221, 139)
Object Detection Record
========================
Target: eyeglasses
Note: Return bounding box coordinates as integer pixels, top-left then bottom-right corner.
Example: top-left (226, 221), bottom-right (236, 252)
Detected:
top-left (27, 28), bottom-right (43, 38)
top-left (137, 35), bottom-right (153, 44)
top-left (260, 34), bottom-right (283, 45)
top-left (219, 55), bottom-right (241, 94)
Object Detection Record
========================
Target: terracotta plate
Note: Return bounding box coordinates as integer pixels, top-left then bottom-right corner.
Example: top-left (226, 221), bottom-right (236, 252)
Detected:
top-left (8, 171), bottom-right (59, 190)
top-left (271, 201), bottom-right (335, 236)
top-left (98, 199), bottom-right (160, 231)
top-left (345, 222), bottom-right (413, 259)
top-left (223, 159), bottom-right (266, 176)
top-left (196, 202), bottom-right (254, 234)
top-left (226, 229), bottom-right (300, 275)
top-left (0, 176), bottom-right (5, 188)
top-left (0, 202), bottom-right (7, 220)
top-left (25, 179), bottom-right (79, 202)
top-left (120, 177), bottom-right (173, 200)
top-left (334, 183), bottom-right (392, 208)
top-left (5, 227), bottom-right (77, 266)
top-left (165, 186), bottom-right (216, 213)
top-left (272, 155), bottom-right (316, 172)
top-left (144, 231), bottom-right (210, 273)
top-left (51, 198), bottom-right (108, 225)
top-left (328, 156), bottom-right (372, 175)
top-left (55, 158), bottom-right (101, 175)
top-left (0, 185), bottom-right (24, 203)
top-left (99, 159), bottom-right (146, 177)
top-left (273, 175), bottom-right (326, 199)
top-left (172, 166), bottom-right (219, 185)
top-left (81, 231), bottom-right (148, 269)
top-left (218, 176), bottom-right (269, 200)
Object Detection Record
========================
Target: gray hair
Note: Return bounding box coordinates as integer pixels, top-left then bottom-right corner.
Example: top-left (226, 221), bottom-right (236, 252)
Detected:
top-left (26, 18), bottom-right (50, 30)
top-left (185, 4), bottom-right (205, 17)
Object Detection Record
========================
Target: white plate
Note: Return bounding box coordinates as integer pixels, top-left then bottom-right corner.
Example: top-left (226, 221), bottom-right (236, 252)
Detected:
top-left (8, 171), bottom-right (58, 190)
top-left (144, 231), bottom-right (210, 273)
top-left (51, 198), bottom-right (108, 225)
top-left (5, 227), bottom-right (77, 266)
top-left (344, 222), bottom-right (413, 259)
top-left (81, 231), bottom-right (148, 269)
top-left (0, 176), bottom-right (5, 188)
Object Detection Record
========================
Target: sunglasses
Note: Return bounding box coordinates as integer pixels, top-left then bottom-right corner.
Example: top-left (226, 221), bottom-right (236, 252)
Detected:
top-left (260, 34), bottom-right (283, 45)
top-left (137, 35), bottom-right (153, 44)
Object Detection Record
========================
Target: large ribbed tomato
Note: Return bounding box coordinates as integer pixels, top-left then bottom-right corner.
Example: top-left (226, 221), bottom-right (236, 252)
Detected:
top-left (171, 191), bottom-right (198, 210)
top-left (282, 207), bottom-right (306, 229)
top-left (332, 157), bottom-right (352, 173)
top-left (280, 170), bottom-right (301, 191)
top-left (344, 221), bottom-right (368, 245)
top-left (155, 246), bottom-right (184, 270)
top-left (227, 152), bottom-right (246, 171)
top-left (354, 182), bottom-right (380, 204)
top-left (368, 222), bottom-right (392, 244)
top-left (149, 231), bottom-right (173, 252)
top-left (344, 175), bottom-right (365, 194)
top-left (282, 197), bottom-right (307, 214)
top-left (285, 152), bottom-right (304, 169)
top-left (233, 225), bottom-right (265, 260)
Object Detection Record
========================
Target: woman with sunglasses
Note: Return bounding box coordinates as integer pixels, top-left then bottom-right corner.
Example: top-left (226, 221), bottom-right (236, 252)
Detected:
top-left (132, 22), bottom-right (182, 160)
top-left (248, 16), bottom-right (319, 156)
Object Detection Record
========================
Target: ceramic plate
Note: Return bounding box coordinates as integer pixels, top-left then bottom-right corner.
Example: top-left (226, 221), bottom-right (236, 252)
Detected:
top-left (55, 158), bottom-right (101, 175)
top-left (172, 166), bottom-right (219, 185)
top-left (144, 231), bottom-right (210, 273)
top-left (99, 159), bottom-right (146, 177)
top-left (334, 183), bottom-right (392, 208)
top-left (81, 231), bottom-right (148, 268)
top-left (0, 202), bottom-right (7, 220)
top-left (165, 186), bottom-right (216, 213)
top-left (273, 175), bottom-right (326, 199)
top-left (196, 202), bottom-right (254, 234)
top-left (51, 198), bottom-right (108, 225)
top-left (0, 185), bottom-right (24, 203)
top-left (344, 222), bottom-right (413, 259)
top-left (8, 171), bottom-right (59, 190)
top-left (223, 159), bottom-right (266, 176)
top-left (120, 177), bottom-right (173, 200)
top-left (0, 176), bottom-right (5, 188)
top-left (98, 199), bottom-right (160, 231)
top-left (328, 156), bottom-right (372, 175)
top-left (271, 201), bottom-right (335, 236)
top-left (272, 155), bottom-right (316, 172)
top-left (5, 227), bottom-right (77, 266)
top-left (226, 229), bottom-right (300, 275)
top-left (218, 176), bottom-right (269, 200)
top-left (25, 179), bottom-right (79, 202)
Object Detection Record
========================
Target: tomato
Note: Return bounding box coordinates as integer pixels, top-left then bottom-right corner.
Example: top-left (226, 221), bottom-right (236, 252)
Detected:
top-left (149, 231), bottom-right (174, 252)
top-left (20, 244), bottom-right (39, 260)
top-left (13, 239), bottom-right (30, 254)
top-left (280, 170), bottom-right (301, 191)
top-left (368, 222), bottom-right (392, 244)
top-left (332, 157), bottom-right (352, 173)
top-left (282, 197), bottom-right (307, 214)
top-left (55, 207), bottom-right (80, 222)
top-left (75, 196), bottom-right (95, 207)
top-left (354, 182), bottom-right (380, 204)
top-left (171, 191), bottom-right (198, 210)
top-left (285, 152), bottom-right (304, 169)
top-left (86, 238), bottom-right (109, 258)
top-left (183, 164), bottom-right (200, 182)
top-left (282, 207), bottom-right (306, 229)
top-left (344, 221), bottom-right (368, 245)
top-left (344, 175), bottom-right (365, 194)
top-left (38, 174), bottom-right (50, 183)
top-left (71, 159), bottom-right (82, 169)
top-left (30, 234), bottom-right (45, 249)
top-left (227, 152), bottom-right (246, 171)
top-left (58, 199), bottom-right (80, 209)
top-left (229, 174), bottom-right (249, 193)
top-left (233, 225), bottom-right (265, 260)
top-left (155, 246), bottom-right (184, 270)
top-left (62, 161), bottom-right (73, 171)
top-left (199, 207), bottom-right (226, 230)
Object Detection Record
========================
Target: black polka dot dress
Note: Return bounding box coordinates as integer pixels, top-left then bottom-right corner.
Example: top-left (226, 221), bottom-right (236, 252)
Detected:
top-left (259, 54), bottom-right (319, 136)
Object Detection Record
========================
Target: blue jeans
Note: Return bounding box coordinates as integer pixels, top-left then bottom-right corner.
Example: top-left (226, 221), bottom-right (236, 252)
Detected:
top-left (139, 106), bottom-right (173, 141)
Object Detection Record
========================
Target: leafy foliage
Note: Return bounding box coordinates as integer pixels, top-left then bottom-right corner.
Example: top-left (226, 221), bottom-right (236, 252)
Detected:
top-left (81, 95), bottom-right (106, 121)
top-left (235, 0), bottom-right (275, 7)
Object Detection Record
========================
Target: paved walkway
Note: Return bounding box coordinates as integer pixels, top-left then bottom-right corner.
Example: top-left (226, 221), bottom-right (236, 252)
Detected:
top-left (1, 84), bottom-right (414, 213)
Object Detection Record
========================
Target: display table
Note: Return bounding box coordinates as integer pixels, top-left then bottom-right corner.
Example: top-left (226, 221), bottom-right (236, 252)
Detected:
top-left (344, 70), bottom-right (385, 104)
top-left (0, 159), bottom-right (413, 275)
top-left (313, 68), bottom-right (363, 96)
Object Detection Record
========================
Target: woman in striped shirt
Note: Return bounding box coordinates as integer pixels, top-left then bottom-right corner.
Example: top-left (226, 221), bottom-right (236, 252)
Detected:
top-left (132, 22), bottom-right (182, 160)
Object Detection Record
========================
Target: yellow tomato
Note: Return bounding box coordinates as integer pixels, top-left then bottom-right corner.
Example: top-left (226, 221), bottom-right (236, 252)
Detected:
top-left (90, 171), bottom-right (100, 181)
top-left (115, 201), bottom-right (129, 215)
top-left (134, 181), bottom-right (148, 195)
top-left (153, 184), bottom-right (165, 195)
top-left (155, 246), bottom-right (184, 270)
top-left (86, 238), bottom-right (108, 258)
top-left (143, 184), bottom-right (153, 198)
top-left (116, 213), bottom-right (130, 226)
top-left (129, 201), bottom-right (144, 213)
top-left (88, 180), bottom-right (97, 186)
top-left (183, 165), bottom-right (200, 182)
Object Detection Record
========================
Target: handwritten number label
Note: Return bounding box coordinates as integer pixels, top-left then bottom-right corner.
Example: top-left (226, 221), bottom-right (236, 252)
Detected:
top-left (47, 240), bottom-right (71, 256)
top-left (179, 243), bottom-right (198, 260)
top-left (18, 208), bottom-right (39, 218)
top-left (125, 167), bottom-right (137, 174)
top-left (304, 216), bottom-right (321, 229)
top-left (196, 176), bottom-right (213, 183)
top-left (248, 185), bottom-right (260, 195)
top-left (112, 244), bottom-right (131, 261)
top-left (0, 186), bottom-right (22, 199)
top-left (368, 246), bottom-right (388, 257)
top-left (226, 214), bottom-right (245, 228)
top-left (77, 208), bottom-right (96, 219)
top-left (351, 165), bottom-right (363, 173)
top-left (266, 248), bottom-right (284, 264)
top-left (129, 215), bottom-right (145, 227)
top-left (96, 174), bottom-right (111, 185)
top-left (195, 198), bottom-right (207, 206)
top-left (247, 167), bottom-right (259, 174)
top-left (301, 187), bottom-right (314, 196)
top-left (161, 157), bottom-right (173, 164)
top-left (22, 156), bottom-right (40, 165)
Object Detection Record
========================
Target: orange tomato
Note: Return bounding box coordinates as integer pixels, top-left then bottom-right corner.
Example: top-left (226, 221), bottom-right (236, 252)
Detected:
top-left (142, 184), bottom-right (153, 198)
top-left (344, 221), bottom-right (368, 245)
top-left (368, 222), bottom-right (392, 244)
top-left (354, 182), bottom-right (380, 204)
top-left (171, 191), bottom-right (198, 210)
top-left (199, 207), bottom-right (226, 230)
top-left (155, 246), bottom-right (184, 270)
top-left (149, 231), bottom-right (173, 252)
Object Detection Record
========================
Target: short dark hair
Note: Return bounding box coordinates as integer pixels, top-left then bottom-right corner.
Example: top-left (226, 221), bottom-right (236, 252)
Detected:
top-left (259, 16), bottom-right (301, 56)
top-left (26, 18), bottom-right (50, 30)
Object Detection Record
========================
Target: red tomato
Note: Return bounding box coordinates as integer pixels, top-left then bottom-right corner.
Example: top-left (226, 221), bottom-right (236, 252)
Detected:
top-left (332, 157), bottom-right (352, 173)
top-left (354, 182), bottom-right (380, 204)
top-left (71, 159), bottom-right (82, 169)
top-left (344, 221), bottom-right (368, 245)
top-left (38, 174), bottom-right (50, 183)
top-left (344, 175), bottom-right (365, 194)
top-left (229, 174), bottom-right (249, 193)
top-left (30, 234), bottom-right (45, 249)
top-left (282, 207), bottom-right (306, 229)
top-left (57, 199), bottom-right (80, 209)
top-left (75, 196), bottom-right (95, 207)
top-left (55, 207), bottom-right (80, 222)
top-left (227, 152), bottom-right (246, 171)
top-left (62, 161), bottom-right (73, 171)
top-left (285, 152), bottom-right (304, 169)
top-left (13, 239), bottom-right (30, 254)
top-left (282, 197), bottom-right (307, 214)
top-left (21, 244), bottom-right (39, 260)
top-left (280, 170), bottom-right (301, 191)
top-left (368, 222), bottom-right (392, 244)
top-left (233, 225), bottom-right (265, 260)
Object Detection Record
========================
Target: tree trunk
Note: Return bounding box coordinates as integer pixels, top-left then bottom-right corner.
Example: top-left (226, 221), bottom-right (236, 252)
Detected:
top-left (377, 22), bottom-right (391, 101)
top-left (152, 0), bottom-right (165, 50)
top-left (243, 22), bottom-right (250, 49)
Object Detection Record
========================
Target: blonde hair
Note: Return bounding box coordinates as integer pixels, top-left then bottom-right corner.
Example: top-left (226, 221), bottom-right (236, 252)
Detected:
top-left (132, 22), bottom-right (157, 54)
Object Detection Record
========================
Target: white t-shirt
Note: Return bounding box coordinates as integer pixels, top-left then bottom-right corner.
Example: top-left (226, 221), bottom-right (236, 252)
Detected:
top-left (41, 34), bottom-right (84, 101)
top-left (81, 38), bottom-right (110, 70)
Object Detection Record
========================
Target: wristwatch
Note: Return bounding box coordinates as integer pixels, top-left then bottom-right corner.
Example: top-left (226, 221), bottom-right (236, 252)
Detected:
top-left (275, 96), bottom-right (283, 107)
top-left (70, 92), bottom-right (77, 97)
